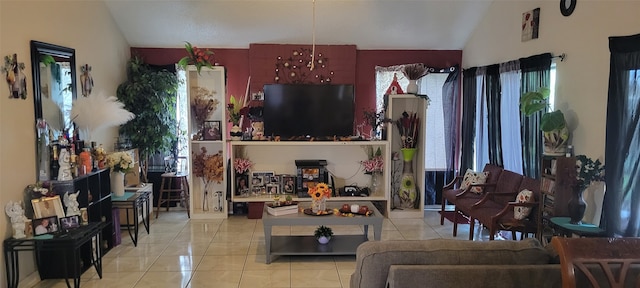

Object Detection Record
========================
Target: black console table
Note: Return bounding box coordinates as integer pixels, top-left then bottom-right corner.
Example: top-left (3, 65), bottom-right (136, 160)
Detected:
top-left (3, 222), bottom-right (106, 288)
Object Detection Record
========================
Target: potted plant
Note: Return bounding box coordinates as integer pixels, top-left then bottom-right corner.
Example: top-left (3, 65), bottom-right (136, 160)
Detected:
top-left (314, 225), bottom-right (333, 244)
top-left (520, 87), bottom-right (569, 155)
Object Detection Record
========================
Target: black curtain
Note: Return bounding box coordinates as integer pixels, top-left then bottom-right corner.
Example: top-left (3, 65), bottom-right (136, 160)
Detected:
top-left (603, 33), bottom-right (640, 237)
top-left (519, 53), bottom-right (552, 178)
top-left (460, 68), bottom-right (478, 173)
top-left (484, 64), bottom-right (502, 167)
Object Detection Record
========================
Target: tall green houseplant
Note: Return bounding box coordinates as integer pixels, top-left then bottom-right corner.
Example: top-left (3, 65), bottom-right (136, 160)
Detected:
top-left (520, 87), bottom-right (569, 155)
top-left (117, 57), bottom-right (179, 182)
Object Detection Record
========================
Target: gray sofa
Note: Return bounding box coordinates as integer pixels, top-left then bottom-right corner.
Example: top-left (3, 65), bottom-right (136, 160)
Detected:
top-left (350, 238), bottom-right (562, 288)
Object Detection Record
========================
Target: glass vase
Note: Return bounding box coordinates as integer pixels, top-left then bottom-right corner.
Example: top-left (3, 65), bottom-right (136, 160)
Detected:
top-left (311, 197), bottom-right (326, 213)
top-left (370, 171), bottom-right (383, 196)
top-left (399, 148), bottom-right (418, 209)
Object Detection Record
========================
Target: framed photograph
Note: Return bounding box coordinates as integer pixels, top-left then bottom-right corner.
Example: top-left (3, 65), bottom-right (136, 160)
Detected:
top-left (33, 216), bottom-right (59, 236)
top-left (60, 215), bottom-right (80, 231)
top-left (281, 175), bottom-right (296, 194)
top-left (32, 196), bottom-right (65, 219)
top-left (235, 174), bottom-right (250, 196)
top-left (266, 184), bottom-right (279, 194)
top-left (203, 120), bottom-right (222, 140)
top-left (270, 175), bottom-right (281, 184)
top-left (251, 171), bottom-right (274, 187)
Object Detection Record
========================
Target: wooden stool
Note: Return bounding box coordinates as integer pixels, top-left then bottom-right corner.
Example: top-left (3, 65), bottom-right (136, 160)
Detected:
top-left (156, 172), bottom-right (190, 218)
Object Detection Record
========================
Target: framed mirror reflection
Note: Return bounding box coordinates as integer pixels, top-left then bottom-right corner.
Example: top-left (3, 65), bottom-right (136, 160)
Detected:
top-left (31, 41), bottom-right (77, 181)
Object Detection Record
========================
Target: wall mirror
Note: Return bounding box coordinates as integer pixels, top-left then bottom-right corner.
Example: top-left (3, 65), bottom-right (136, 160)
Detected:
top-left (31, 40), bottom-right (77, 180)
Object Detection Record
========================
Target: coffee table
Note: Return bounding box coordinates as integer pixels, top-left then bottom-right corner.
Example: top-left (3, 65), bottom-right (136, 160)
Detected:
top-left (262, 201), bottom-right (383, 264)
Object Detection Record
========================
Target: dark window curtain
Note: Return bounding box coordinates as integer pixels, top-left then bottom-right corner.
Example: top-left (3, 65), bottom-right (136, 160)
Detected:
top-left (460, 68), bottom-right (478, 173)
top-left (603, 33), bottom-right (640, 237)
top-left (484, 64), bottom-right (502, 167)
top-left (519, 53), bottom-right (552, 178)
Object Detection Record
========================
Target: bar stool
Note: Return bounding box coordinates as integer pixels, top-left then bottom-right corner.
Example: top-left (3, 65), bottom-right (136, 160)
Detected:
top-left (156, 172), bottom-right (190, 218)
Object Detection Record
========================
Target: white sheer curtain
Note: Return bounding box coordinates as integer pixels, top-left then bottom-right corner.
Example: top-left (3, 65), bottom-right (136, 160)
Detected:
top-left (499, 61), bottom-right (523, 174)
top-left (474, 68), bottom-right (489, 170)
top-left (418, 74), bottom-right (449, 170)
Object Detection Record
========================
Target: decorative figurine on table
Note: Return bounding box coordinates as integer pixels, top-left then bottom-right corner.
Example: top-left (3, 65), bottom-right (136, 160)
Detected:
top-left (5, 201), bottom-right (28, 239)
top-left (64, 191), bottom-right (81, 216)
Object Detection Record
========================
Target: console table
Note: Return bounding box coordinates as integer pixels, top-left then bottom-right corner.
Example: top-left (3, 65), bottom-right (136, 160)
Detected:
top-left (262, 201), bottom-right (383, 264)
top-left (112, 184), bottom-right (153, 246)
top-left (3, 222), bottom-right (106, 288)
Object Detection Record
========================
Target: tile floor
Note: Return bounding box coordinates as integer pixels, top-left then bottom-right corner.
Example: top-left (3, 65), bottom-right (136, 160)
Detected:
top-left (32, 208), bottom-right (479, 288)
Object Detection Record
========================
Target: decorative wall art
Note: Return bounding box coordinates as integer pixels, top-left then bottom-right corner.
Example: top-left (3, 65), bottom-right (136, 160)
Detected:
top-left (274, 48), bottom-right (334, 84)
top-left (80, 64), bottom-right (94, 97)
top-left (522, 8), bottom-right (540, 42)
top-left (2, 54), bottom-right (27, 99)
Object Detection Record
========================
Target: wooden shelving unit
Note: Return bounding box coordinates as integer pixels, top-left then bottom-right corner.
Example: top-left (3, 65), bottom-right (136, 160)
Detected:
top-left (539, 155), bottom-right (575, 241)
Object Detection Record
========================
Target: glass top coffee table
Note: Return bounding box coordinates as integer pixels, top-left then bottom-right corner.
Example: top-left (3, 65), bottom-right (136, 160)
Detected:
top-left (262, 201), bottom-right (383, 264)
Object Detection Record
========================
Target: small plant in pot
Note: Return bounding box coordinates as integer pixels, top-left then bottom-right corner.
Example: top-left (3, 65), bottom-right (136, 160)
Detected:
top-left (314, 225), bottom-right (333, 244)
top-left (520, 87), bottom-right (569, 155)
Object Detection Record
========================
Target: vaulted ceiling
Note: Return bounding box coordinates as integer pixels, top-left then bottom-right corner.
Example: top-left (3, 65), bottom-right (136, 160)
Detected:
top-left (105, 0), bottom-right (493, 50)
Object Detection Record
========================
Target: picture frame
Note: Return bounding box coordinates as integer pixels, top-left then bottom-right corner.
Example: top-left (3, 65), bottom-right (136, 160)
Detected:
top-left (203, 120), bottom-right (222, 141)
top-left (33, 216), bottom-right (59, 236)
top-left (235, 174), bottom-right (250, 196)
top-left (251, 171), bottom-right (274, 187)
top-left (266, 184), bottom-right (279, 194)
top-left (281, 175), bottom-right (296, 194)
top-left (31, 196), bottom-right (65, 219)
top-left (60, 215), bottom-right (80, 231)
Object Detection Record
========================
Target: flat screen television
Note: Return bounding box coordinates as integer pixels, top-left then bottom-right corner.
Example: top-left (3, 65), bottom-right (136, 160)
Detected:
top-left (263, 84), bottom-right (355, 139)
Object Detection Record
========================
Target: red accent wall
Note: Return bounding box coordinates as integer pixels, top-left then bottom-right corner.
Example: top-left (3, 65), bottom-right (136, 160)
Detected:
top-left (131, 46), bottom-right (462, 133)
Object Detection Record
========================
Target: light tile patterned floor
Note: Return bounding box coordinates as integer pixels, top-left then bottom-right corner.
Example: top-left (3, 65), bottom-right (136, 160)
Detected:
top-left (32, 209), bottom-right (481, 288)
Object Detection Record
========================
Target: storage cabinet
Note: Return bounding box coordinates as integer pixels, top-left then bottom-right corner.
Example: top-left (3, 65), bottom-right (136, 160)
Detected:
top-left (185, 66), bottom-right (228, 219)
top-left (386, 94), bottom-right (428, 218)
top-left (40, 168), bottom-right (113, 278)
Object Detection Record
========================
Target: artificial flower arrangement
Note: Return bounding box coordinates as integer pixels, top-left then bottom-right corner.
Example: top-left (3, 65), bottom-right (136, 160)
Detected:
top-left (227, 95), bottom-right (249, 125)
top-left (105, 151), bottom-right (134, 173)
top-left (191, 87), bottom-right (219, 126)
top-left (177, 42), bottom-right (215, 74)
top-left (395, 111), bottom-right (420, 148)
top-left (363, 109), bottom-right (392, 139)
top-left (92, 145), bottom-right (107, 168)
top-left (362, 146), bottom-right (384, 173)
top-left (233, 158), bottom-right (254, 174)
top-left (402, 63), bottom-right (429, 80)
top-left (308, 182), bottom-right (332, 200)
top-left (575, 154), bottom-right (605, 191)
top-left (192, 147), bottom-right (224, 186)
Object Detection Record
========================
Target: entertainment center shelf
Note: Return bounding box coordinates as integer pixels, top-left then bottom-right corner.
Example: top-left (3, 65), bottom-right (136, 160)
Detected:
top-left (230, 140), bottom-right (392, 213)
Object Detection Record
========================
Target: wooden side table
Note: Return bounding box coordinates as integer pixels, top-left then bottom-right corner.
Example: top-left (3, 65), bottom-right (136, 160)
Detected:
top-left (549, 217), bottom-right (606, 237)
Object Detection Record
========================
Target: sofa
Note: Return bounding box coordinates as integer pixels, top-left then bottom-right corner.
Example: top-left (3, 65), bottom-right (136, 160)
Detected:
top-left (441, 164), bottom-right (541, 240)
top-left (350, 238), bottom-right (562, 288)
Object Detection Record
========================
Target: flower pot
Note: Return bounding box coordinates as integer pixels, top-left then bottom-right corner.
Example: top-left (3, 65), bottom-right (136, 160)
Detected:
top-left (317, 236), bottom-right (331, 244)
top-left (111, 171), bottom-right (125, 197)
top-left (406, 80), bottom-right (418, 94)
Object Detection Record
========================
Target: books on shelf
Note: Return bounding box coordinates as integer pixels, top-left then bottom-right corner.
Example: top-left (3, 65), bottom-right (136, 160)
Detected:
top-left (266, 204), bottom-right (299, 216)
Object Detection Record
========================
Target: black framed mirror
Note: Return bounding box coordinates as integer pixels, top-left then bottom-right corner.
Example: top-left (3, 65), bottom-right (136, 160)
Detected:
top-left (31, 40), bottom-right (77, 181)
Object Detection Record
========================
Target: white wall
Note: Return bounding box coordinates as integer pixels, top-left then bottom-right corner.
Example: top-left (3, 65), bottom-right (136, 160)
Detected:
top-left (0, 1), bottom-right (129, 284)
top-left (463, 0), bottom-right (640, 161)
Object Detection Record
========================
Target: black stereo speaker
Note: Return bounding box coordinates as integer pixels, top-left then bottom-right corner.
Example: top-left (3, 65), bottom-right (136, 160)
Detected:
top-left (295, 159), bottom-right (328, 197)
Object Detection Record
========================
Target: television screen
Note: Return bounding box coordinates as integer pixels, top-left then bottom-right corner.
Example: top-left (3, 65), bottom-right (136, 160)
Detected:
top-left (263, 84), bottom-right (355, 139)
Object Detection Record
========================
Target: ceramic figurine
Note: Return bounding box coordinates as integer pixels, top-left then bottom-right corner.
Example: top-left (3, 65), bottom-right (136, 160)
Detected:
top-left (64, 190), bottom-right (81, 216)
top-left (5, 201), bottom-right (28, 239)
top-left (58, 148), bottom-right (73, 181)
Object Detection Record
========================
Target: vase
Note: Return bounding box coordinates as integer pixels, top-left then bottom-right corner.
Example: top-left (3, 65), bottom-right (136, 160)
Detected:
top-left (568, 185), bottom-right (587, 224)
top-left (398, 148), bottom-right (418, 209)
top-left (406, 80), bottom-right (418, 94)
top-left (317, 236), bottom-right (331, 244)
top-left (311, 197), bottom-right (326, 213)
top-left (230, 124), bottom-right (243, 141)
top-left (370, 171), bottom-right (383, 196)
top-left (111, 171), bottom-right (125, 197)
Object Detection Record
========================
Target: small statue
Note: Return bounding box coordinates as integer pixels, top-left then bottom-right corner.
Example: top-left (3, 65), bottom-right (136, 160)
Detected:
top-left (5, 201), bottom-right (28, 239)
top-left (58, 148), bottom-right (73, 181)
top-left (64, 190), bottom-right (81, 216)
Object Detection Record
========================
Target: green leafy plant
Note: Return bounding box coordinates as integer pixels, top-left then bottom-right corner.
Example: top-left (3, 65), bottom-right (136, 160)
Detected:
top-left (177, 42), bottom-right (214, 74)
top-left (575, 155), bottom-right (605, 191)
top-left (117, 56), bottom-right (180, 182)
top-left (520, 87), bottom-right (566, 132)
top-left (314, 225), bottom-right (333, 238)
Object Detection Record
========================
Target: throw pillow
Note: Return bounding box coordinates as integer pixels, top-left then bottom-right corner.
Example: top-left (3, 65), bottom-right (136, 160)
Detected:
top-left (514, 189), bottom-right (534, 220)
top-left (460, 169), bottom-right (489, 194)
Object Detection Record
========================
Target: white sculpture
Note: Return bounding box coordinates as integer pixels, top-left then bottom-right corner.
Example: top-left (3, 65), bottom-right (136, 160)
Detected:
top-left (5, 201), bottom-right (28, 239)
top-left (64, 190), bottom-right (81, 216)
top-left (58, 149), bottom-right (73, 181)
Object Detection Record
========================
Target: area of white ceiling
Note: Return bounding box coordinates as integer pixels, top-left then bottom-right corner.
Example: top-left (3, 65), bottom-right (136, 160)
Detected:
top-left (105, 0), bottom-right (493, 50)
